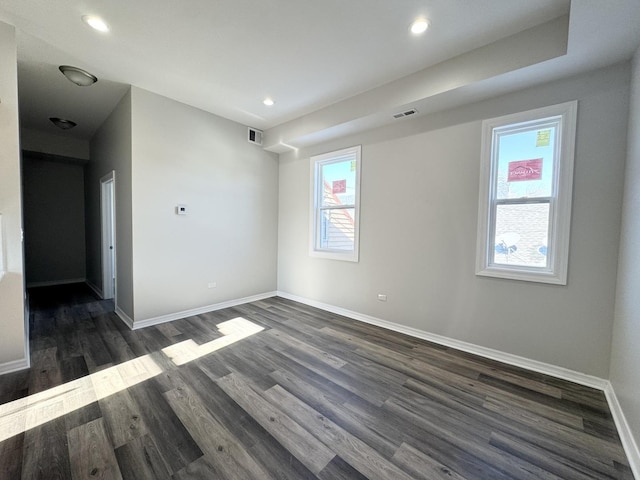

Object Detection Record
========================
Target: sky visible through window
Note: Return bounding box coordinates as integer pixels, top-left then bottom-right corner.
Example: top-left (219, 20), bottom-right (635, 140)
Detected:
top-left (321, 159), bottom-right (356, 206)
top-left (496, 125), bottom-right (556, 199)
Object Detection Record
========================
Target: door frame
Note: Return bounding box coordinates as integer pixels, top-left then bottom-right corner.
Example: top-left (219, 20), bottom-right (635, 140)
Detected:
top-left (100, 171), bottom-right (116, 300)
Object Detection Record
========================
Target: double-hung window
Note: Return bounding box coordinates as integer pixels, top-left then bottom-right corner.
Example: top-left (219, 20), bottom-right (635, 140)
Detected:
top-left (310, 145), bottom-right (361, 262)
top-left (476, 101), bottom-right (577, 284)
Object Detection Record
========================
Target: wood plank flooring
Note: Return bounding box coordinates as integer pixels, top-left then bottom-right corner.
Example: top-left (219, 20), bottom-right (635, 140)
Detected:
top-left (0, 283), bottom-right (634, 479)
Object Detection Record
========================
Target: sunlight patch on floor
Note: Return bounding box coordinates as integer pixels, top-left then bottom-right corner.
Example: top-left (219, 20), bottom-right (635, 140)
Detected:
top-left (0, 316), bottom-right (263, 442)
top-left (0, 354), bottom-right (161, 443)
top-left (162, 317), bottom-right (264, 365)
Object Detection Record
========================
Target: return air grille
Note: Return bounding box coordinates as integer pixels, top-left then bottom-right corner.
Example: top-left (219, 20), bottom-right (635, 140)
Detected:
top-left (248, 127), bottom-right (263, 145)
top-left (393, 108), bottom-right (418, 119)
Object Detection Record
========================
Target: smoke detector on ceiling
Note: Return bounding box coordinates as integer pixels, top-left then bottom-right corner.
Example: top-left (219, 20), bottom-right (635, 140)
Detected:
top-left (248, 127), bottom-right (263, 146)
top-left (393, 108), bottom-right (418, 119)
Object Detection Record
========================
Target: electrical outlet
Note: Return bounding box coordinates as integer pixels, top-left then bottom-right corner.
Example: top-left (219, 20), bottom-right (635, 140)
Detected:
top-left (207, 282), bottom-right (217, 289)
top-left (377, 294), bottom-right (387, 302)
top-left (176, 204), bottom-right (188, 215)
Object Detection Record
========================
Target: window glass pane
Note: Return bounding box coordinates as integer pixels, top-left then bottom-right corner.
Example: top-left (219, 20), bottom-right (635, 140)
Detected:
top-left (319, 208), bottom-right (355, 251)
top-left (493, 203), bottom-right (550, 268)
top-left (320, 159), bottom-right (356, 207)
top-left (495, 123), bottom-right (557, 200)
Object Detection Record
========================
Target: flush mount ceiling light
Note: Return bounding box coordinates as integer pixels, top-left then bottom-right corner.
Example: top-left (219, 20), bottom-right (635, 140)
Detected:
top-left (410, 18), bottom-right (430, 35)
top-left (59, 65), bottom-right (98, 86)
top-left (263, 98), bottom-right (275, 106)
top-left (82, 15), bottom-right (109, 32)
top-left (49, 117), bottom-right (77, 130)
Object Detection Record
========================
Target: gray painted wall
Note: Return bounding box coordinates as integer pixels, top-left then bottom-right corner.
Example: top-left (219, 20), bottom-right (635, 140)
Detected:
top-left (277, 63), bottom-right (630, 378)
top-left (0, 21), bottom-right (26, 368)
top-left (21, 128), bottom-right (90, 160)
top-left (23, 154), bottom-right (86, 286)
top-left (87, 87), bottom-right (279, 324)
top-left (130, 87), bottom-right (279, 322)
top-left (611, 47), bottom-right (640, 454)
top-left (87, 90), bottom-right (134, 317)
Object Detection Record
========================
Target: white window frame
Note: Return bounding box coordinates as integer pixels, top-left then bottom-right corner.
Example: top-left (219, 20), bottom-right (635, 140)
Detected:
top-left (310, 145), bottom-right (361, 262)
top-left (476, 101), bottom-right (577, 285)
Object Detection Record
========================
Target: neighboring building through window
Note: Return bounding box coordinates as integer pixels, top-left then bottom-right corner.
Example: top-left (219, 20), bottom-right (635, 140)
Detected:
top-left (476, 101), bottom-right (577, 284)
top-left (310, 146), bottom-right (361, 261)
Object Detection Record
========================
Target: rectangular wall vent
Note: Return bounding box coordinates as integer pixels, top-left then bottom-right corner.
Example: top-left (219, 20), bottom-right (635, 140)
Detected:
top-left (392, 108), bottom-right (418, 119)
top-left (248, 127), bottom-right (263, 146)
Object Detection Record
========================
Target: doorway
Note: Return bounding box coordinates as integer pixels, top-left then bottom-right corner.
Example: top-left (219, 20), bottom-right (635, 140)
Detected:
top-left (100, 172), bottom-right (116, 300)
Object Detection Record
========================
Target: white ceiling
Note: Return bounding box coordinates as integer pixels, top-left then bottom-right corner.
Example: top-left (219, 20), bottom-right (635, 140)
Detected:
top-left (1, 0), bottom-right (639, 147)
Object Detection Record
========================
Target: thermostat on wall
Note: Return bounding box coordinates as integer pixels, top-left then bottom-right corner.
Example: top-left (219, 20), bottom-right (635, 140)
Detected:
top-left (176, 205), bottom-right (188, 215)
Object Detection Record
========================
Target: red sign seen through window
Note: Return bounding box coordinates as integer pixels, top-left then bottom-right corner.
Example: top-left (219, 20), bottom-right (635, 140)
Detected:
top-left (332, 179), bottom-right (346, 194)
top-left (508, 158), bottom-right (543, 182)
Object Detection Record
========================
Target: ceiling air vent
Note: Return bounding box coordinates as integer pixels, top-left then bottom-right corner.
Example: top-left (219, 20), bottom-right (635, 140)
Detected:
top-left (248, 127), bottom-right (263, 146)
top-left (393, 108), bottom-right (418, 119)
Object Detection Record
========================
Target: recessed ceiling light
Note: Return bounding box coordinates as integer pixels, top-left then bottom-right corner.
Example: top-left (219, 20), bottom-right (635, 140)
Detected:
top-left (82, 15), bottom-right (109, 32)
top-left (410, 18), bottom-right (430, 35)
top-left (50, 117), bottom-right (77, 130)
top-left (263, 98), bottom-right (275, 106)
top-left (59, 66), bottom-right (98, 86)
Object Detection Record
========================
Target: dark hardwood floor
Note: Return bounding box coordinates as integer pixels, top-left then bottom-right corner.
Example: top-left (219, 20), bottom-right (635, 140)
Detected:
top-left (0, 283), bottom-right (634, 479)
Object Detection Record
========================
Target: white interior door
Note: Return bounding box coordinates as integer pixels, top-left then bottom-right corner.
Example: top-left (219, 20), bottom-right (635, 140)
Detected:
top-left (100, 172), bottom-right (116, 300)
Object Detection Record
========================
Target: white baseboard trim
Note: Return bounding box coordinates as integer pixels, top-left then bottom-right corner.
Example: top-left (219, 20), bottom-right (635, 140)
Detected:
top-left (115, 306), bottom-right (135, 329)
top-left (27, 278), bottom-right (86, 288)
top-left (85, 280), bottom-right (103, 299)
top-left (0, 357), bottom-right (30, 375)
top-left (276, 291), bottom-right (609, 391)
top-left (121, 291), bottom-right (278, 330)
top-left (604, 382), bottom-right (640, 479)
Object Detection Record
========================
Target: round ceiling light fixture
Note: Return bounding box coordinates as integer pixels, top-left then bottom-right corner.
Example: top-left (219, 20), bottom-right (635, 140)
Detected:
top-left (82, 15), bottom-right (109, 32)
top-left (263, 98), bottom-right (275, 106)
top-left (410, 18), bottom-right (430, 35)
top-left (59, 65), bottom-right (98, 86)
top-left (49, 117), bottom-right (77, 130)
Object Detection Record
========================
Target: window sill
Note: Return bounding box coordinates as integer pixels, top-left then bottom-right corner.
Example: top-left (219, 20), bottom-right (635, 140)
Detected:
top-left (309, 250), bottom-right (359, 262)
top-left (476, 265), bottom-right (567, 285)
